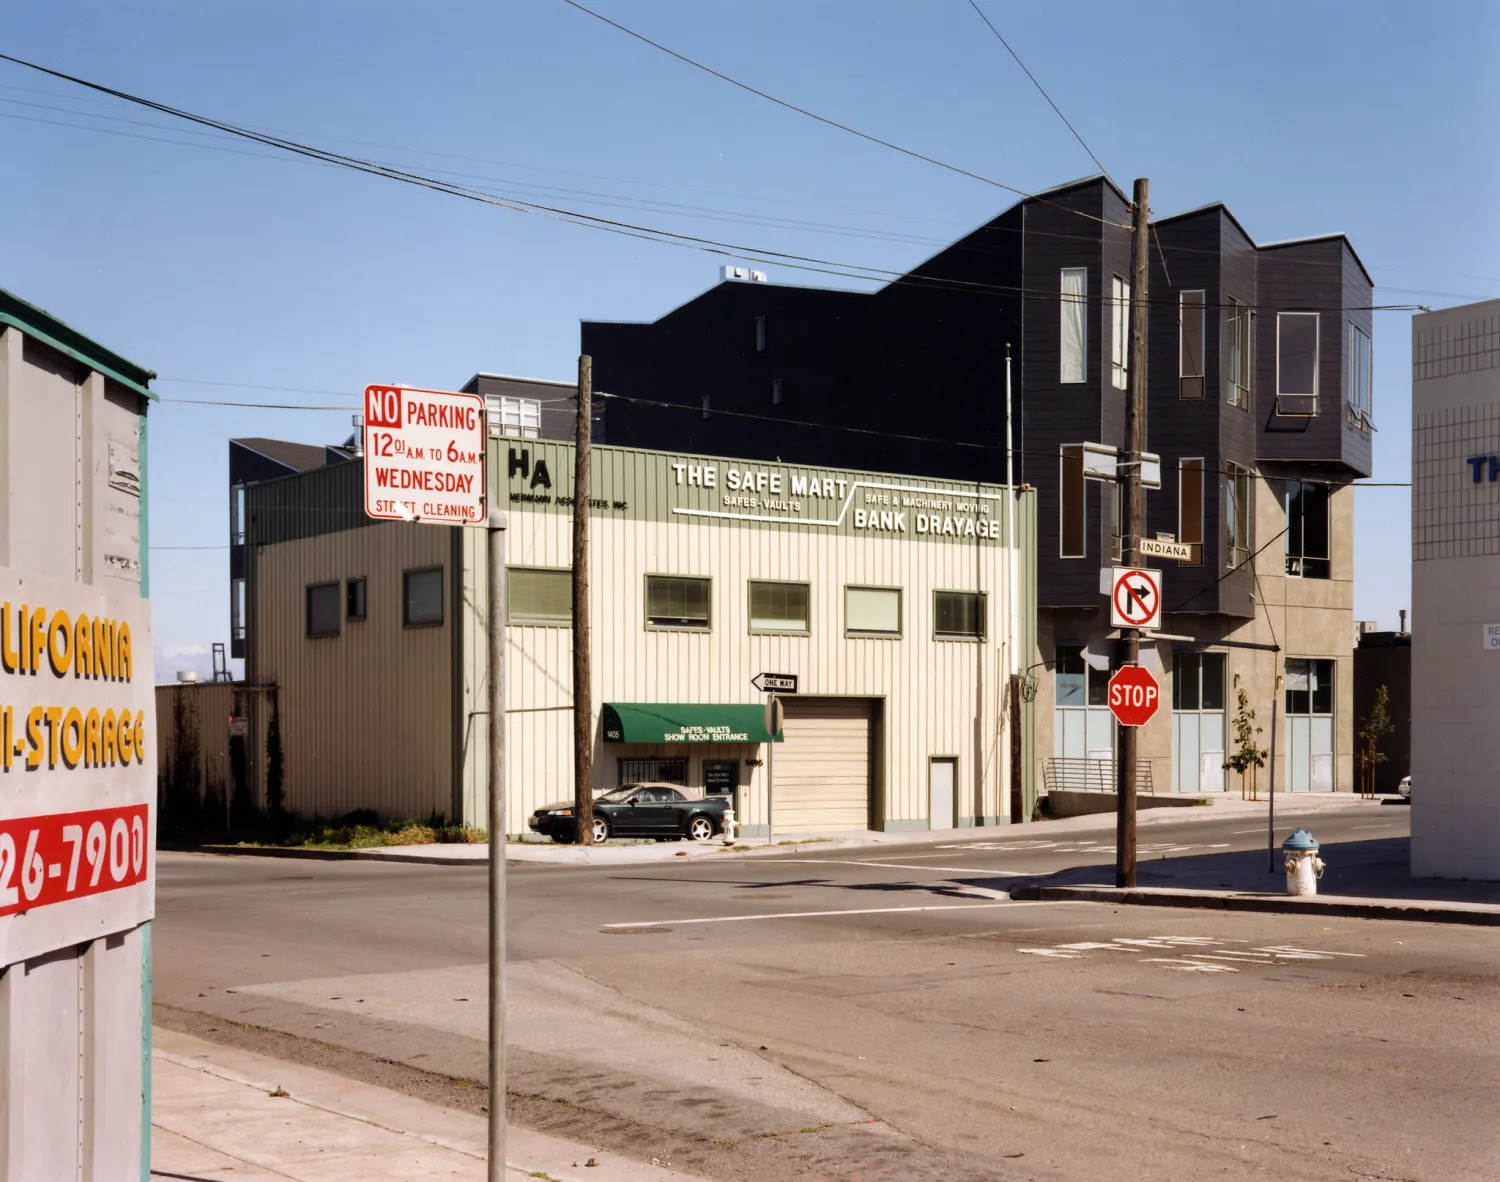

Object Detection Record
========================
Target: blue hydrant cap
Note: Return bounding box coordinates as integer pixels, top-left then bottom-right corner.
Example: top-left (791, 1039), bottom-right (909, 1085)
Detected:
top-left (1282, 828), bottom-right (1320, 851)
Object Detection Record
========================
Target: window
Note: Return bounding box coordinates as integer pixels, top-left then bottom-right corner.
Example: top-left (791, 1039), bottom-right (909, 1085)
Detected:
top-left (1276, 312), bottom-right (1320, 415)
top-left (748, 580), bottom-right (809, 634)
top-left (230, 483), bottom-right (246, 545)
top-left (231, 577), bottom-right (246, 643)
top-left (1055, 645), bottom-right (1109, 707)
top-left (1060, 445), bottom-right (1086, 558)
top-left (700, 395), bottom-right (711, 420)
top-left (772, 378), bottom-right (783, 406)
top-left (1177, 291), bottom-right (1205, 398)
top-left (403, 567), bottom-right (444, 627)
top-left (1225, 464), bottom-right (1251, 570)
top-left (619, 757), bottom-right (687, 786)
top-left (1110, 276), bottom-right (1130, 390)
top-left (646, 575), bottom-right (711, 630)
top-left (1285, 481), bottom-right (1331, 579)
top-left (1173, 651), bottom-right (1226, 711)
top-left (1347, 323), bottom-right (1372, 429)
top-left (306, 582), bottom-right (340, 638)
top-left (1226, 298), bottom-right (1252, 409)
top-left (755, 316), bottom-right (766, 353)
top-left (1178, 458), bottom-right (1204, 565)
top-left (1110, 481), bottom-right (1123, 562)
top-left (509, 567), bottom-right (571, 626)
top-left (488, 396), bottom-right (541, 439)
top-left (934, 590), bottom-right (986, 640)
top-left (846, 586), bottom-right (901, 637)
top-left (1285, 658), bottom-right (1334, 716)
top-left (1060, 267), bottom-right (1088, 383)
top-left (346, 577), bottom-right (367, 622)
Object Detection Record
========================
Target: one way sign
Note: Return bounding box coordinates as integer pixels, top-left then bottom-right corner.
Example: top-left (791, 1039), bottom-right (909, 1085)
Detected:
top-left (1109, 566), bottom-right (1162, 630)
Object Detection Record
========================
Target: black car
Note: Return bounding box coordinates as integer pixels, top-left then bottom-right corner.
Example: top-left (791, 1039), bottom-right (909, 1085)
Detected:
top-left (528, 783), bottom-right (730, 844)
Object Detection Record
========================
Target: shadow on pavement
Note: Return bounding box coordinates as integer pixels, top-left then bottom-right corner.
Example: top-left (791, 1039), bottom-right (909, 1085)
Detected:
top-left (990, 836), bottom-right (1500, 905)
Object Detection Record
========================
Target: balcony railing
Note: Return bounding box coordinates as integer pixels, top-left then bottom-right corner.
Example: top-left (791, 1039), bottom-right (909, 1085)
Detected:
top-left (1043, 757), bottom-right (1155, 795)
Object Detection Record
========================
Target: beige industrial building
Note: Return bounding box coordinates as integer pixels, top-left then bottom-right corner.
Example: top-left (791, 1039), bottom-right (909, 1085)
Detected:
top-left (1411, 298), bottom-right (1500, 879)
top-left (227, 438), bottom-right (1037, 836)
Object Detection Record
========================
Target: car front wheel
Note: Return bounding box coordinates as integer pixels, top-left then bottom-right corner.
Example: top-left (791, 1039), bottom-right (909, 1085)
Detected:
top-left (685, 815), bottom-right (715, 842)
top-left (591, 817), bottom-right (611, 844)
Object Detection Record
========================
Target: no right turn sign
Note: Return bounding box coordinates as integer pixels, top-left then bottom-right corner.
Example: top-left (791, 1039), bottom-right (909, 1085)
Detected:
top-left (1110, 566), bottom-right (1162, 630)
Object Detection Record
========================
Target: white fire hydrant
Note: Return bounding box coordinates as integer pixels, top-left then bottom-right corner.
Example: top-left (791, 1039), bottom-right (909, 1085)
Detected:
top-left (1282, 829), bottom-right (1325, 896)
top-left (722, 805), bottom-right (738, 845)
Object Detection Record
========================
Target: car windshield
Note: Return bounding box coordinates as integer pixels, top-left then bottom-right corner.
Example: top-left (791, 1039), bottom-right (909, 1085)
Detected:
top-left (595, 786), bottom-right (640, 803)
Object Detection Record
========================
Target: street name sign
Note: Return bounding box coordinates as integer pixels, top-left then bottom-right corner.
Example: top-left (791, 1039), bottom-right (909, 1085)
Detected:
top-left (751, 672), bottom-right (798, 694)
top-left (1108, 664), bottom-right (1160, 727)
top-left (1109, 566), bottom-right (1163, 630)
top-left (363, 384), bottom-right (486, 525)
top-left (1139, 537), bottom-right (1194, 562)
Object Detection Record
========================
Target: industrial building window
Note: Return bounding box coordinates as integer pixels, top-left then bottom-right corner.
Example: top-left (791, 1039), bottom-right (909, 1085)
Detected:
top-left (1276, 312), bottom-right (1320, 415)
top-left (1285, 658), bottom-right (1334, 715)
top-left (748, 580), bottom-right (809, 634)
top-left (1060, 445), bottom-right (1086, 558)
top-left (487, 396), bottom-right (541, 439)
top-left (1060, 267), bottom-right (1087, 383)
top-left (231, 578), bottom-right (246, 643)
top-left (1055, 644), bottom-right (1109, 707)
top-left (1285, 481), bottom-right (1331, 579)
top-left (1110, 276), bottom-right (1130, 390)
top-left (306, 582), bottom-right (340, 638)
top-left (934, 590), bottom-right (985, 640)
top-left (1227, 298), bottom-right (1252, 409)
top-left (771, 378), bottom-right (783, 405)
top-left (403, 567), bottom-right (444, 627)
top-left (1346, 323), bottom-right (1373, 429)
top-left (1178, 458), bottom-right (1204, 565)
top-left (845, 586), bottom-right (901, 637)
top-left (755, 316), bottom-right (766, 352)
top-left (1180, 291), bottom-right (1205, 398)
top-left (646, 575), bottom-right (711, 630)
top-left (701, 395), bottom-right (711, 420)
top-left (346, 577), bottom-right (367, 621)
top-left (1225, 464), bottom-right (1251, 570)
top-left (1110, 482), bottom-right (1123, 562)
top-left (619, 758), bottom-right (687, 786)
top-left (230, 483), bottom-right (246, 545)
top-left (509, 567), bottom-right (572, 626)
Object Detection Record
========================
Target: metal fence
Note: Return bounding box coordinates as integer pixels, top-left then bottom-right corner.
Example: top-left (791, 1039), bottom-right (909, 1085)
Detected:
top-left (1043, 757), bottom-right (1155, 794)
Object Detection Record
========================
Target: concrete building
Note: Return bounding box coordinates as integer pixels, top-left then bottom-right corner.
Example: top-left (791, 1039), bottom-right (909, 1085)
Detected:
top-left (584, 176), bottom-right (1377, 801)
top-left (231, 437), bottom-right (1036, 835)
top-left (1411, 298), bottom-right (1500, 878)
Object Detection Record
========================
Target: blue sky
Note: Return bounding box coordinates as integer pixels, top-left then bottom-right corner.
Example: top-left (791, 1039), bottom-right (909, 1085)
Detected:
top-left (3, 1), bottom-right (1497, 677)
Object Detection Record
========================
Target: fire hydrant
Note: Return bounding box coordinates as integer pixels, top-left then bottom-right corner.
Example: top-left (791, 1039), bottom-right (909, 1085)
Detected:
top-left (722, 806), bottom-right (738, 845)
top-left (1282, 829), bottom-right (1325, 896)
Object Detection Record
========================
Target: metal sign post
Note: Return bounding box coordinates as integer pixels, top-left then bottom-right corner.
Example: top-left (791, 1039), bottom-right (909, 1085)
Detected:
top-left (362, 383), bottom-right (504, 1178)
top-left (762, 692), bottom-right (785, 845)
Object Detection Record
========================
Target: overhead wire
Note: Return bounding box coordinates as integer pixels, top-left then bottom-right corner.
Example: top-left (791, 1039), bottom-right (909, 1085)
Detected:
top-left (554, 0), bottom-right (1129, 227)
top-left (964, 0), bottom-right (1117, 190)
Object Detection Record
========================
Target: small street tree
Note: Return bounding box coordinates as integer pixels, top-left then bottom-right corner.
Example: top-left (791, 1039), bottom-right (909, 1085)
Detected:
top-left (1223, 688), bottom-right (1269, 801)
top-left (1359, 683), bottom-right (1395, 799)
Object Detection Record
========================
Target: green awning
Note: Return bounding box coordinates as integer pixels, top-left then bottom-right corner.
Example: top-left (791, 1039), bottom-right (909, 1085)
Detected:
top-left (602, 703), bottom-right (781, 744)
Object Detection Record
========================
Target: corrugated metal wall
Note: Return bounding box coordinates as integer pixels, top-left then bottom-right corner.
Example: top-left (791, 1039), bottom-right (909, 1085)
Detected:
top-left (249, 521), bottom-right (454, 820)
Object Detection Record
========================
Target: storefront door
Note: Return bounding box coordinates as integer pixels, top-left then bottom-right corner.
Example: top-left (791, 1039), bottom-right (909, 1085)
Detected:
top-left (1172, 652), bottom-right (1226, 793)
top-left (1286, 659), bottom-right (1335, 792)
top-left (1054, 645), bottom-right (1114, 779)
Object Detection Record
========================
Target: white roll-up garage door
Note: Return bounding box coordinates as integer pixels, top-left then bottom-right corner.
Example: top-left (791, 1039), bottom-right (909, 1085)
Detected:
top-left (773, 698), bottom-right (873, 832)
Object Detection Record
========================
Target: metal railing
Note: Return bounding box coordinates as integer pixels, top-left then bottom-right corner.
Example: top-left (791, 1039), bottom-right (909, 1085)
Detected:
top-left (1043, 757), bottom-right (1154, 794)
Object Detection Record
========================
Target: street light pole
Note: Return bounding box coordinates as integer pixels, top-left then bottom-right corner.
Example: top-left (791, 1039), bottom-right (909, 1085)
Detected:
top-left (1116, 178), bottom-right (1150, 890)
top-left (485, 506), bottom-right (508, 1180)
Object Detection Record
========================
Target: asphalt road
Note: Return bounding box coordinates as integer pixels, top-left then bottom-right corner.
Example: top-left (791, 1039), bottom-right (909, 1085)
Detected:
top-left (154, 802), bottom-right (1500, 1181)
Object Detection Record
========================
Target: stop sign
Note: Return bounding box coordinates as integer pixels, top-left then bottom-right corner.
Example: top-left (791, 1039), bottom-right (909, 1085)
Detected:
top-left (1107, 664), bottom-right (1160, 727)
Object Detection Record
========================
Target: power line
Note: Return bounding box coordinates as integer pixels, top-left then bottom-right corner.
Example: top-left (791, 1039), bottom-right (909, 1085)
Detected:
top-left (554, 0), bottom-right (1128, 228)
top-left (964, 0), bottom-right (1116, 189)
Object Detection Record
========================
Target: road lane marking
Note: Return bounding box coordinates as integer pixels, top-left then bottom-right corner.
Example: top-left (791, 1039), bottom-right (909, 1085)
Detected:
top-left (760, 858), bottom-right (1027, 875)
top-left (598, 900), bottom-right (1075, 930)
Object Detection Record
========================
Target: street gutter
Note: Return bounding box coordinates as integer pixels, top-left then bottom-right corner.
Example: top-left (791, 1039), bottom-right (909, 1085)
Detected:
top-left (1010, 884), bottom-right (1500, 927)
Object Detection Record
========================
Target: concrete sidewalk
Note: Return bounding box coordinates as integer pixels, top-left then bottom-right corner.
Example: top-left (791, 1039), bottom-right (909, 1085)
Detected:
top-left (151, 1027), bottom-right (707, 1181)
top-left (192, 790), bottom-right (1387, 868)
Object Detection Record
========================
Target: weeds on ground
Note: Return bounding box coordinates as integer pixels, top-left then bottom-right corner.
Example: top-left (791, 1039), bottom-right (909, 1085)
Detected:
top-left (282, 815), bottom-right (487, 848)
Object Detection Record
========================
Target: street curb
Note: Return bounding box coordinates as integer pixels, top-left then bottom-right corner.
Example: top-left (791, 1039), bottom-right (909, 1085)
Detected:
top-left (184, 844), bottom-right (490, 866)
top-left (1009, 884), bottom-right (1500, 926)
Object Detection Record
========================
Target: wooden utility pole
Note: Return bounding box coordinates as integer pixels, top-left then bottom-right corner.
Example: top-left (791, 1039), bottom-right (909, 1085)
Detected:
top-left (573, 356), bottom-right (595, 844)
top-left (1116, 178), bottom-right (1150, 889)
